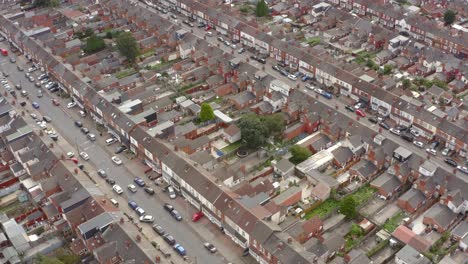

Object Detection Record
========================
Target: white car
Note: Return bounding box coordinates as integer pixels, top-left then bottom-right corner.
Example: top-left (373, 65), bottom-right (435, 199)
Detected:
top-left (127, 184), bottom-right (137, 193)
top-left (66, 151), bottom-right (75, 158)
top-left (139, 215), bottom-right (154, 223)
top-left (112, 185), bottom-right (123, 195)
top-left (111, 156), bottom-right (122, 165)
top-left (287, 74), bottom-right (297, 81)
top-left (135, 207), bottom-right (145, 216)
top-left (409, 128), bottom-right (420, 137)
top-left (80, 152), bottom-right (90, 160)
top-left (426, 148), bottom-right (437, 156)
top-left (413, 141), bottom-right (424, 148)
top-left (67, 102), bottom-right (76, 108)
top-left (389, 128), bottom-right (401, 136)
top-left (30, 113), bottom-right (37, 119)
top-left (39, 122), bottom-right (47, 129)
top-left (167, 186), bottom-right (176, 199)
top-left (457, 166), bottom-right (468, 174)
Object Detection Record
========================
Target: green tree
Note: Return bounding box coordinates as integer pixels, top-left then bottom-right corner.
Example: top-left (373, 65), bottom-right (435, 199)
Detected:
top-left (116, 32), bottom-right (140, 63)
top-left (289, 145), bottom-right (312, 165)
top-left (340, 196), bottom-right (358, 219)
top-left (238, 113), bottom-right (268, 149)
top-left (84, 34), bottom-right (106, 54)
top-left (350, 223), bottom-right (363, 237)
top-left (382, 64), bottom-right (393, 75)
top-left (199, 103), bottom-right (215, 122)
top-left (261, 114), bottom-right (284, 138)
top-left (255, 0), bottom-right (269, 17)
top-left (36, 255), bottom-right (64, 264)
top-left (34, 0), bottom-right (60, 7)
top-left (401, 78), bottom-right (411, 89)
top-left (443, 10), bottom-right (456, 25)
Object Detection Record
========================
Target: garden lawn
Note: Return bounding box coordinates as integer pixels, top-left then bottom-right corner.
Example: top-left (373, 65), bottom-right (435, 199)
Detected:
top-left (305, 199), bottom-right (340, 219)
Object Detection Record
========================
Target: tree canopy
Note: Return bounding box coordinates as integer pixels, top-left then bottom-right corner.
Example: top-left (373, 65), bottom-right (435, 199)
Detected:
top-left (84, 35), bottom-right (106, 54)
top-left (34, 0), bottom-right (60, 7)
top-left (255, 0), bottom-right (269, 17)
top-left (199, 103), bottom-right (215, 122)
top-left (237, 113), bottom-right (285, 149)
top-left (443, 10), bottom-right (456, 25)
top-left (116, 32), bottom-right (140, 63)
top-left (340, 196), bottom-right (358, 219)
top-left (289, 145), bottom-right (312, 165)
top-left (238, 113), bottom-right (269, 148)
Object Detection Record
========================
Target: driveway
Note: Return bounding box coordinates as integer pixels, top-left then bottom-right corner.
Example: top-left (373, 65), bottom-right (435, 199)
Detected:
top-left (360, 197), bottom-right (386, 218)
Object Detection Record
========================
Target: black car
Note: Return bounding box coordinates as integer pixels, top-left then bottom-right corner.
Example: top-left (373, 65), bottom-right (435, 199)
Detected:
top-left (258, 58), bottom-right (266, 64)
top-left (15, 84), bottom-right (21, 90)
top-left (81, 127), bottom-right (89, 134)
top-left (163, 203), bottom-right (174, 212)
top-left (115, 145), bottom-right (127, 154)
top-left (74, 121), bottom-right (83, 127)
top-left (345, 105), bottom-right (355, 112)
top-left (170, 210), bottom-right (183, 221)
top-left (401, 133), bottom-right (414, 142)
top-left (395, 125), bottom-right (409, 132)
top-left (20, 101), bottom-right (27, 107)
top-left (106, 178), bottom-right (116, 185)
top-left (444, 158), bottom-right (457, 167)
top-left (368, 117), bottom-right (378, 124)
top-left (152, 225), bottom-right (165, 236)
top-left (163, 234), bottom-right (176, 245)
top-left (379, 122), bottom-right (390, 130)
top-left (144, 187), bottom-right (155, 195)
top-left (50, 87), bottom-right (59, 93)
top-left (277, 62), bottom-right (287, 68)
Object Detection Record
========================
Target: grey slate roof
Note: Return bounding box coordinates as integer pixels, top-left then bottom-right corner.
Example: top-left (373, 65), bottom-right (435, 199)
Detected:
top-left (395, 245), bottom-right (431, 264)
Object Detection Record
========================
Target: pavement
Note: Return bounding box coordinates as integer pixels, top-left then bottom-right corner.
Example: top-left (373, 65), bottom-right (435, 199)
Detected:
top-left (0, 50), bottom-right (247, 264)
top-left (373, 202), bottom-right (401, 226)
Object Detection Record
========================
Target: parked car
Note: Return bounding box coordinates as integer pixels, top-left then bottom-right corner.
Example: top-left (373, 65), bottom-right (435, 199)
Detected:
top-left (345, 105), bottom-right (355, 112)
top-left (192, 211), bottom-right (204, 222)
top-left (287, 74), bottom-right (297, 81)
top-left (389, 128), bottom-right (401, 136)
top-left (127, 184), bottom-right (137, 193)
top-left (167, 186), bottom-right (176, 199)
top-left (128, 201), bottom-right (138, 210)
top-left (441, 148), bottom-right (450, 156)
top-left (170, 210), bottom-right (182, 221)
top-left (409, 128), bottom-right (420, 137)
top-left (134, 177), bottom-right (145, 187)
top-left (163, 203), bottom-right (174, 212)
top-left (80, 152), bottom-right (90, 160)
top-left (413, 141), bottom-right (424, 148)
top-left (67, 102), bottom-right (76, 108)
top-left (115, 145), bottom-right (127, 154)
top-left (368, 117), bottom-right (378, 124)
top-left (426, 148), bottom-right (437, 155)
top-left (106, 178), bottom-right (116, 185)
top-left (152, 225), bottom-right (165, 235)
top-left (144, 187), bottom-right (155, 195)
top-left (457, 166), bottom-right (468, 174)
top-left (97, 169), bottom-right (107, 178)
top-left (74, 121), bottom-right (83, 127)
top-left (163, 234), bottom-right (176, 245)
top-left (112, 156), bottom-right (122, 165)
top-left (52, 99), bottom-right (60, 106)
top-left (356, 109), bottom-right (366, 117)
top-left (87, 133), bottom-right (96, 141)
top-left (238, 48), bottom-right (245, 54)
top-left (81, 127), bottom-right (89, 134)
top-left (32, 102), bottom-right (40, 109)
top-left (135, 207), bottom-right (145, 216)
top-left (204, 243), bottom-right (217, 253)
top-left (140, 215), bottom-right (154, 223)
top-left (173, 244), bottom-right (186, 256)
top-left (401, 133), bottom-right (414, 142)
top-left (113, 185), bottom-right (123, 195)
top-left (444, 158), bottom-right (457, 167)
top-left (379, 122), bottom-right (390, 130)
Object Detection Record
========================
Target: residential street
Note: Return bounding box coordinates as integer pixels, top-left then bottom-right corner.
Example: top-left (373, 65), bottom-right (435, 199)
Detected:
top-left (147, 2), bottom-right (459, 174)
top-left (0, 53), bottom-right (232, 264)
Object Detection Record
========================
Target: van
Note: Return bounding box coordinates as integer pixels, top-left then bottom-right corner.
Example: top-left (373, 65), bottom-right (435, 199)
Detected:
top-left (79, 110), bottom-right (86, 117)
top-left (106, 138), bottom-right (116, 145)
top-left (110, 199), bottom-right (119, 207)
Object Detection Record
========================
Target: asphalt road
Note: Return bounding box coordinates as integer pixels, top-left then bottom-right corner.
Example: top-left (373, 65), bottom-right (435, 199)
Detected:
top-left (0, 53), bottom-right (224, 264)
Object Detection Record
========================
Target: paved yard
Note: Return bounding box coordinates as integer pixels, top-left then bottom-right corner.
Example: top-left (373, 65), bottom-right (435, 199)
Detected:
top-left (323, 221), bottom-right (353, 239)
top-left (451, 250), bottom-right (468, 264)
top-left (410, 211), bottom-right (427, 235)
top-left (360, 197), bottom-right (386, 217)
top-left (323, 214), bottom-right (346, 232)
top-left (370, 245), bottom-right (395, 264)
top-left (359, 235), bottom-right (378, 252)
top-left (422, 230), bottom-right (442, 245)
top-left (373, 202), bottom-right (401, 225)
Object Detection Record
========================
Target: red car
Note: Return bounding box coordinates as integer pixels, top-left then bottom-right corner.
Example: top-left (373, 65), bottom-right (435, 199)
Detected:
top-left (192, 211), bottom-right (204, 222)
top-left (356, 109), bottom-right (366, 117)
top-left (52, 99), bottom-right (60, 106)
top-left (0, 49), bottom-right (7, 56)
